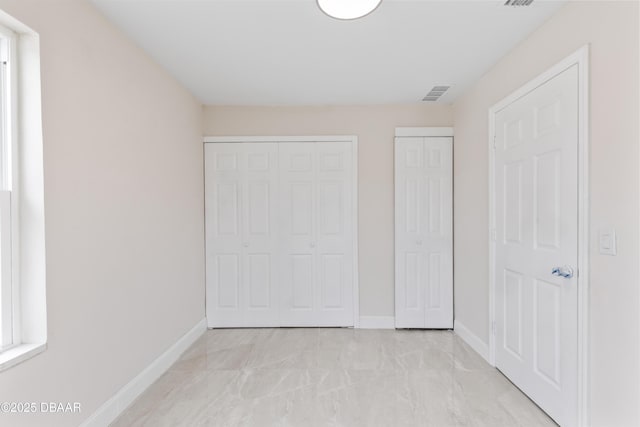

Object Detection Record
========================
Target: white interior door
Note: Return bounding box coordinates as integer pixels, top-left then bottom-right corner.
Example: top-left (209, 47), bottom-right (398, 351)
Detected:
top-left (279, 142), bottom-right (354, 326)
top-left (494, 64), bottom-right (578, 426)
top-left (205, 143), bottom-right (279, 327)
top-left (395, 136), bottom-right (453, 329)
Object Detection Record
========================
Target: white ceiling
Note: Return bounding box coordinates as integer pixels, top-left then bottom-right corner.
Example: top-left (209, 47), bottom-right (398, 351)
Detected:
top-left (90, 0), bottom-right (566, 105)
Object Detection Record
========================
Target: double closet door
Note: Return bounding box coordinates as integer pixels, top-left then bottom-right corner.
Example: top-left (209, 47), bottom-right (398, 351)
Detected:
top-left (205, 141), bottom-right (355, 328)
top-left (395, 136), bottom-right (453, 329)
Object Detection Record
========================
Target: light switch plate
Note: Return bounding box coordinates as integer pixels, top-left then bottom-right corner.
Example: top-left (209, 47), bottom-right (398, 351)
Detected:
top-left (599, 228), bottom-right (617, 256)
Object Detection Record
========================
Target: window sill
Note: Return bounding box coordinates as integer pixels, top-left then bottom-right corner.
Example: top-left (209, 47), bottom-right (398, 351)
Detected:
top-left (0, 342), bottom-right (46, 372)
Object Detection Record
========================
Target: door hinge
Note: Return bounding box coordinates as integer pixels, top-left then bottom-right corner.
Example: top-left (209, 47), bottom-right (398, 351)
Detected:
top-left (490, 228), bottom-right (496, 241)
top-left (493, 136), bottom-right (497, 149)
top-left (491, 321), bottom-right (496, 335)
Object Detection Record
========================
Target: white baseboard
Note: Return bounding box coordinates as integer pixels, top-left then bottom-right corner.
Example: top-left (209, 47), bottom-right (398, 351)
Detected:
top-left (80, 318), bottom-right (207, 427)
top-left (358, 315), bottom-right (395, 329)
top-left (454, 320), bottom-right (491, 363)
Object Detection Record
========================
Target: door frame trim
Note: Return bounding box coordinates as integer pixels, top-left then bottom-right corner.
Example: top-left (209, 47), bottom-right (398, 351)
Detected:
top-left (394, 127), bottom-right (454, 138)
top-left (203, 135), bottom-right (360, 328)
top-left (488, 45), bottom-right (590, 426)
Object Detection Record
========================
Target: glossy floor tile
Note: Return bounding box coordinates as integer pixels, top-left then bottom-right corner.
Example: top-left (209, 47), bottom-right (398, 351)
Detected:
top-left (111, 329), bottom-right (557, 427)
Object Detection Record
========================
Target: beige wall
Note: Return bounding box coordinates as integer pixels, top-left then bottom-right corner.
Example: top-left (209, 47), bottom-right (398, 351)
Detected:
top-left (0, 1), bottom-right (205, 426)
top-left (452, 2), bottom-right (639, 426)
top-left (203, 105), bottom-right (453, 317)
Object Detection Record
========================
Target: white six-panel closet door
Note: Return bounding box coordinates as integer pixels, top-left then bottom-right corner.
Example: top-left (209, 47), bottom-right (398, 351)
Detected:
top-left (205, 143), bottom-right (279, 327)
top-left (206, 141), bottom-right (355, 328)
top-left (278, 142), bottom-right (354, 327)
top-left (395, 137), bottom-right (453, 329)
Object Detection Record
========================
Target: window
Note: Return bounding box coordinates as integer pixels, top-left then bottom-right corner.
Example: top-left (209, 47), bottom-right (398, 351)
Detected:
top-left (0, 23), bottom-right (16, 352)
top-left (0, 11), bottom-right (46, 371)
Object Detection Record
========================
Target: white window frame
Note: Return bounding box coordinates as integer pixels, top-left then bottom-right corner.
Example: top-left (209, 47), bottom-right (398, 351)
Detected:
top-left (0, 22), bottom-right (19, 353)
top-left (0, 10), bottom-right (46, 371)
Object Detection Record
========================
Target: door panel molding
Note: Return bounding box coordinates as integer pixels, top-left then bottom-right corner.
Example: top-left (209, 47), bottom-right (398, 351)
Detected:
top-left (489, 45), bottom-right (589, 427)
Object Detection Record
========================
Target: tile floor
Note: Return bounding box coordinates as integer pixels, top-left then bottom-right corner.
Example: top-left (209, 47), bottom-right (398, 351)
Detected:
top-left (111, 328), bottom-right (557, 427)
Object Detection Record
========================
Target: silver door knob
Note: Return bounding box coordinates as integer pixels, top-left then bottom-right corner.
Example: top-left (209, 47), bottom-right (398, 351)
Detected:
top-left (310, 242), bottom-right (316, 248)
top-left (416, 239), bottom-right (423, 245)
top-left (243, 242), bottom-right (249, 248)
top-left (552, 266), bottom-right (574, 279)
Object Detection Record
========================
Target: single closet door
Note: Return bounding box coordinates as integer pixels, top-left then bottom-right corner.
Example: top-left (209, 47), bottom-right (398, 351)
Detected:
top-left (279, 142), bottom-right (355, 326)
top-left (395, 137), bottom-right (453, 329)
top-left (205, 143), bottom-right (279, 327)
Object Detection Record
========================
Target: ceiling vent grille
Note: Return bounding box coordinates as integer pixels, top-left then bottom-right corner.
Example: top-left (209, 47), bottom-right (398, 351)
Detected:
top-left (422, 85), bottom-right (450, 102)
top-left (504, 0), bottom-right (534, 6)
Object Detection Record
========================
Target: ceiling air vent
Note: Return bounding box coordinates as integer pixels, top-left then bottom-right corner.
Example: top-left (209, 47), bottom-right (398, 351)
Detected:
top-left (422, 85), bottom-right (450, 102)
top-left (504, 0), bottom-right (534, 6)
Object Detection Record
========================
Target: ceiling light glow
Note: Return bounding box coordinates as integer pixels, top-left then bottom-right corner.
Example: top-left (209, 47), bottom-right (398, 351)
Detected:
top-left (317, 0), bottom-right (383, 20)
